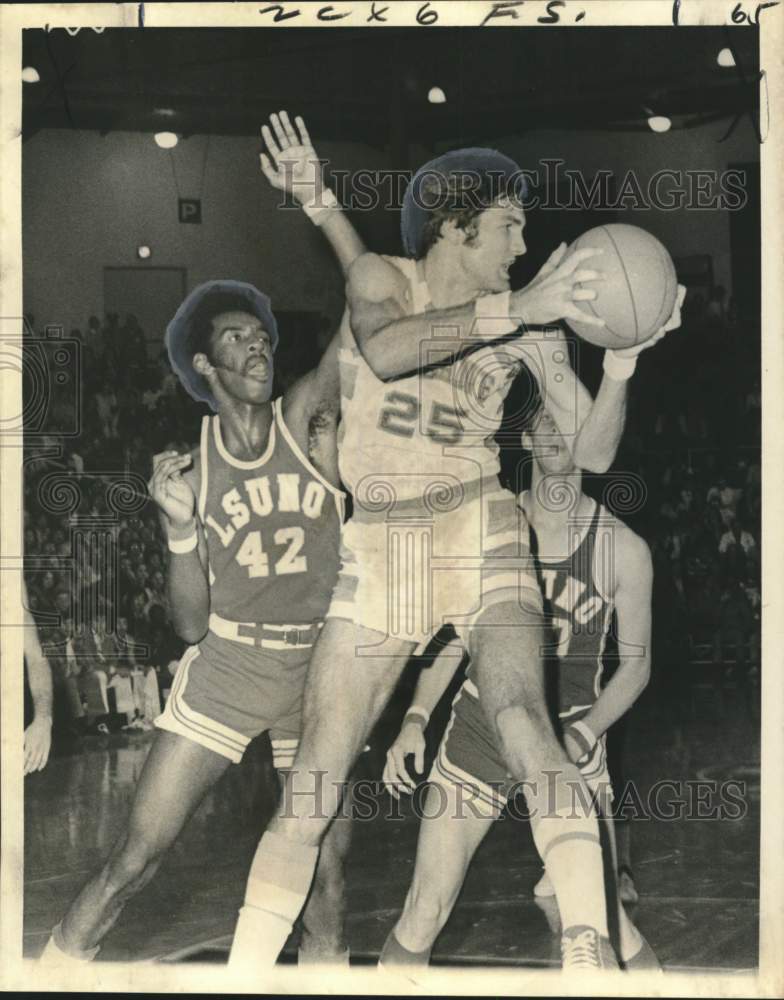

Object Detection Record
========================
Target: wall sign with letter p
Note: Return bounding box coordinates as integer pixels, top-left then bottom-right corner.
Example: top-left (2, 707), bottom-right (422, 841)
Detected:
top-left (179, 198), bottom-right (202, 224)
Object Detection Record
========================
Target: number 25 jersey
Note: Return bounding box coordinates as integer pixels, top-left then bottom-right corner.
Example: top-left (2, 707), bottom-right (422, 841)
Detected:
top-left (338, 255), bottom-right (531, 503)
top-left (196, 398), bottom-right (344, 625)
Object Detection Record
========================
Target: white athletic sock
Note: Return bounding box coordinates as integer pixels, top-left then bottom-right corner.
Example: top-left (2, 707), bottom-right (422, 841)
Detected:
top-left (526, 772), bottom-right (609, 937)
top-left (228, 831), bottom-right (319, 974)
top-left (39, 923), bottom-right (99, 964)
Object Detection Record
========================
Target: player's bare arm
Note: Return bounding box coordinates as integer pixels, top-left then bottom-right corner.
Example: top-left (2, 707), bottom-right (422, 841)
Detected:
top-left (564, 525), bottom-right (653, 762)
top-left (523, 277), bottom-right (686, 473)
top-left (567, 284), bottom-right (686, 473)
top-left (383, 637), bottom-right (464, 799)
top-left (23, 580), bottom-right (53, 775)
top-left (281, 336), bottom-right (342, 486)
top-left (348, 249), bottom-right (605, 382)
top-left (148, 450), bottom-right (210, 645)
top-left (260, 111), bottom-right (364, 277)
top-left (261, 110), bottom-right (364, 480)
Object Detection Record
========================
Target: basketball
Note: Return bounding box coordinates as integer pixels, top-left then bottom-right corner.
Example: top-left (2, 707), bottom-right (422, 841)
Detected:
top-left (565, 224), bottom-right (678, 349)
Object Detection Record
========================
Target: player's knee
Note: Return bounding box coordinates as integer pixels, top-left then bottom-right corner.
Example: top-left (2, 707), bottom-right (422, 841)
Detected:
top-left (105, 834), bottom-right (164, 896)
top-left (267, 812), bottom-right (324, 848)
top-left (495, 702), bottom-right (549, 748)
top-left (472, 600), bottom-right (540, 636)
top-left (404, 880), bottom-right (454, 936)
top-left (310, 861), bottom-right (345, 910)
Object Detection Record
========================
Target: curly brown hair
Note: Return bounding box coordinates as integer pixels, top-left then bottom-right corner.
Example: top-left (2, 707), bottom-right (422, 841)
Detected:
top-left (416, 169), bottom-right (524, 259)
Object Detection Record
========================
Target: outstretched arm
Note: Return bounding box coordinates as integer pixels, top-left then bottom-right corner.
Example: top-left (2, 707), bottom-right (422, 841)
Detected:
top-left (348, 246), bottom-right (606, 382)
top-left (568, 284), bottom-right (687, 473)
top-left (564, 529), bottom-right (653, 763)
top-left (260, 111), bottom-right (365, 276)
top-left (382, 637), bottom-right (465, 798)
top-left (520, 255), bottom-right (685, 473)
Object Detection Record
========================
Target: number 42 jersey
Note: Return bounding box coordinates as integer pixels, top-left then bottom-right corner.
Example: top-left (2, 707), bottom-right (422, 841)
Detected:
top-left (197, 398), bottom-right (344, 625)
top-left (338, 255), bottom-right (530, 502)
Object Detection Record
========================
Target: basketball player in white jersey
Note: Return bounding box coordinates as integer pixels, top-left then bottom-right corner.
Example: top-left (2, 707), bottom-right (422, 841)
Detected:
top-left (229, 139), bottom-right (683, 970)
top-left (41, 115), bottom-right (363, 967)
top-left (381, 401), bottom-right (658, 970)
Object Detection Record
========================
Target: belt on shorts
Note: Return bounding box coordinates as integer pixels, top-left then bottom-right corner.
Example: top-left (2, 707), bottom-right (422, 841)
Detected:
top-left (208, 613), bottom-right (323, 650)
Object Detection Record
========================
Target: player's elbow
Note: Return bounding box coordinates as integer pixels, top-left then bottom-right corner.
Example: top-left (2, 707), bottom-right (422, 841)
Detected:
top-left (574, 443), bottom-right (613, 475)
top-left (357, 334), bottom-right (397, 381)
top-left (631, 655), bottom-right (651, 696)
top-left (178, 626), bottom-right (207, 646)
top-left (174, 614), bottom-right (208, 646)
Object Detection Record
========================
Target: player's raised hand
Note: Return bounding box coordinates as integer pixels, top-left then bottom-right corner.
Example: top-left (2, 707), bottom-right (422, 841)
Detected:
top-left (260, 111), bottom-right (323, 204)
top-left (511, 246), bottom-right (606, 328)
top-left (613, 283), bottom-right (687, 359)
top-left (382, 721), bottom-right (426, 800)
top-left (148, 451), bottom-right (195, 527)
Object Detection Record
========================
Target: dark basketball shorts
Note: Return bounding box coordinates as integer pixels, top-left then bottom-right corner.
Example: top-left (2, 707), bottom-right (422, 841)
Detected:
top-left (430, 678), bottom-right (612, 818)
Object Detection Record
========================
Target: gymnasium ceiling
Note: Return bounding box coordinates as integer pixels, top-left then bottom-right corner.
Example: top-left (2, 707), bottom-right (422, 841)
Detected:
top-left (21, 26), bottom-right (760, 153)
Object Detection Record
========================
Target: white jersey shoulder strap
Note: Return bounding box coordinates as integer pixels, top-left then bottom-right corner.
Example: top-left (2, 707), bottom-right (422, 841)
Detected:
top-left (381, 254), bottom-right (432, 314)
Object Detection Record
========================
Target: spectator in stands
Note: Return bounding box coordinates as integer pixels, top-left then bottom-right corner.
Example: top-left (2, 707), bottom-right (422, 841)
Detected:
top-left (719, 520), bottom-right (758, 583)
top-left (145, 569), bottom-right (168, 617)
top-left (126, 589), bottom-right (152, 646)
top-left (709, 475), bottom-right (743, 528)
top-left (95, 383), bottom-right (119, 440)
top-left (705, 285), bottom-right (727, 328)
top-left (713, 579), bottom-right (754, 684)
top-left (108, 664), bottom-right (138, 729)
top-left (34, 570), bottom-right (59, 614)
top-left (120, 313), bottom-right (147, 373)
top-left (112, 615), bottom-right (138, 669)
top-left (719, 521), bottom-right (757, 560)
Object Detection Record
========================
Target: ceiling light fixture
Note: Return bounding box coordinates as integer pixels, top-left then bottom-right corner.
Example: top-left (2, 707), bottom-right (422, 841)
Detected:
top-left (154, 131), bottom-right (178, 149)
top-left (717, 48), bottom-right (736, 68)
top-left (428, 86), bottom-right (447, 104)
top-left (21, 66), bottom-right (40, 83)
top-left (647, 115), bottom-right (672, 133)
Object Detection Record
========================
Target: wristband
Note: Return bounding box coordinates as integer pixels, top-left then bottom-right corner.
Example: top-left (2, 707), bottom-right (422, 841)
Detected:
top-left (566, 719), bottom-right (598, 759)
top-left (168, 532), bottom-right (198, 554)
top-left (474, 291), bottom-right (519, 339)
top-left (301, 187), bottom-right (339, 226)
top-left (166, 517), bottom-right (197, 540)
top-left (404, 705), bottom-right (430, 729)
top-left (603, 349), bottom-right (637, 381)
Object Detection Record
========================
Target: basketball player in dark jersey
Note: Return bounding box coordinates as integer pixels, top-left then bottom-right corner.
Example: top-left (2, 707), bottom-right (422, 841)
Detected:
top-left (381, 402), bottom-right (659, 970)
top-left (41, 114), bottom-right (363, 966)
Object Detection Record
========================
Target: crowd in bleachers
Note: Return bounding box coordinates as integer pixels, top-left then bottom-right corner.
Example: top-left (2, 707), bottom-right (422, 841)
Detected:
top-left (619, 292), bottom-right (762, 718)
top-left (23, 312), bottom-right (208, 746)
top-left (23, 297), bottom-right (761, 753)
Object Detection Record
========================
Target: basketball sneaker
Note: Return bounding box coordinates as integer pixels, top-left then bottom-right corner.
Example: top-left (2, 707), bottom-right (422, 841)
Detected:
top-left (560, 925), bottom-right (618, 970)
